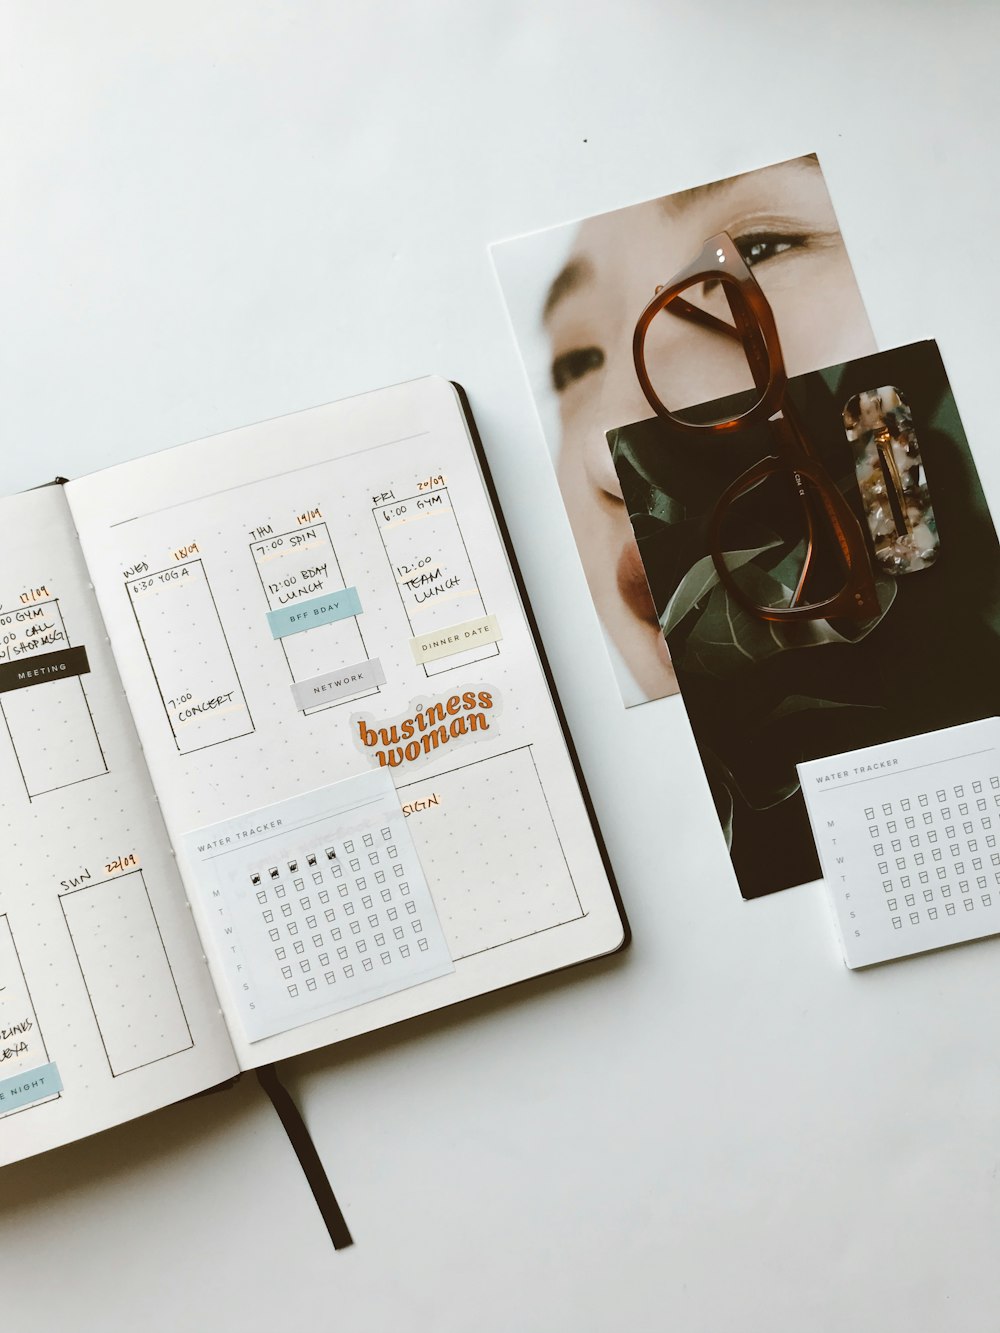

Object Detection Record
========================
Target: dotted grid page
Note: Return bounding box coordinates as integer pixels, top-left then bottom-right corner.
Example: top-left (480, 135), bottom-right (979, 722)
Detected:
top-left (798, 718), bottom-right (1000, 968)
top-left (0, 487), bottom-right (237, 1169)
top-left (183, 771), bottom-right (453, 1043)
top-left (66, 378), bottom-right (623, 1069)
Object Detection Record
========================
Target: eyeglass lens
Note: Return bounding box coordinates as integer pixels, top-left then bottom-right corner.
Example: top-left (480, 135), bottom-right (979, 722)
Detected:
top-left (642, 277), bottom-right (766, 424)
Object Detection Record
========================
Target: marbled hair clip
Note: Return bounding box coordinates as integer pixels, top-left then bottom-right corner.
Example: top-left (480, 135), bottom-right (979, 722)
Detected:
top-left (843, 385), bottom-right (939, 576)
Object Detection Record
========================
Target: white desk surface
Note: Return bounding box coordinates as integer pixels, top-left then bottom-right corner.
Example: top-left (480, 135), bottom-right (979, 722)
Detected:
top-left (5, 3), bottom-right (1000, 1329)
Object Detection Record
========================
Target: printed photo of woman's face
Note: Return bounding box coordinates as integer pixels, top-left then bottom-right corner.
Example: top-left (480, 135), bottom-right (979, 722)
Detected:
top-left (495, 155), bottom-right (876, 705)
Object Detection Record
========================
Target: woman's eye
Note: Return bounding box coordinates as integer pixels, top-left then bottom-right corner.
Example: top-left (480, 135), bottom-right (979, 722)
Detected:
top-left (696, 231), bottom-right (808, 300)
top-left (551, 345), bottom-right (605, 392)
top-left (733, 231), bottom-right (807, 268)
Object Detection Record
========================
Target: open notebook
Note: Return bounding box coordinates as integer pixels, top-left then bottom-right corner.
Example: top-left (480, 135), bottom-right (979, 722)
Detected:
top-left (0, 377), bottom-right (624, 1169)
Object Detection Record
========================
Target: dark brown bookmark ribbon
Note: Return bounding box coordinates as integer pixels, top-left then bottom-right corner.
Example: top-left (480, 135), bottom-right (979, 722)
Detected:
top-left (256, 1063), bottom-right (354, 1249)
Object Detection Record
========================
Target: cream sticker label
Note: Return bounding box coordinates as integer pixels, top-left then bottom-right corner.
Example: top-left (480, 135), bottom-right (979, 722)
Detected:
top-left (351, 688), bottom-right (501, 771)
top-left (409, 614), bottom-right (501, 664)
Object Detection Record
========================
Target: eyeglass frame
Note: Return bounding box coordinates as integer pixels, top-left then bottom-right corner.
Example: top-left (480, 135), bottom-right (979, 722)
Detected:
top-left (631, 231), bottom-right (881, 624)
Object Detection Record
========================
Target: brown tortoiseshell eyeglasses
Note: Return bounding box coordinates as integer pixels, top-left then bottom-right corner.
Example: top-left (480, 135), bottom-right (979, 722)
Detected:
top-left (632, 231), bottom-right (880, 624)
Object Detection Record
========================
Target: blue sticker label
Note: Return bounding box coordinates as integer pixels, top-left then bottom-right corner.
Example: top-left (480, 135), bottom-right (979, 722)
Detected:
top-left (266, 588), bottom-right (363, 639)
top-left (0, 1061), bottom-right (62, 1111)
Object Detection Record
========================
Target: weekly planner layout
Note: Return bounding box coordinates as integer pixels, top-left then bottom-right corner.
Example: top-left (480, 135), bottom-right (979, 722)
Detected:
top-left (0, 378), bottom-right (623, 1167)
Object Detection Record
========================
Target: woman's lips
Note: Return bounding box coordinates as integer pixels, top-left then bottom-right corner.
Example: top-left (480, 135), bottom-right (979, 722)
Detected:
top-left (616, 538), bottom-right (659, 626)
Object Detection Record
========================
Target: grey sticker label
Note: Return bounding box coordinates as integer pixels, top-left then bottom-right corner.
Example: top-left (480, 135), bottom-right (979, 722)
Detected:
top-left (290, 658), bottom-right (386, 709)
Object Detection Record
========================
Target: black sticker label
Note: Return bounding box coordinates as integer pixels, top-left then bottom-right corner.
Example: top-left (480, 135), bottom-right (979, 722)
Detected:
top-left (0, 645), bottom-right (91, 695)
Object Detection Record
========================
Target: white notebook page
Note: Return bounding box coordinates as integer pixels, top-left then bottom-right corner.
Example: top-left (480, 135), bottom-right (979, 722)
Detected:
top-left (67, 378), bottom-right (623, 1067)
top-left (0, 487), bottom-right (237, 1168)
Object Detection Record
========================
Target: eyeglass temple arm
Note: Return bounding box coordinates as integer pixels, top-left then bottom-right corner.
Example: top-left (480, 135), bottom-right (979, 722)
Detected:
top-left (664, 293), bottom-right (743, 342)
top-left (756, 410), bottom-right (818, 608)
top-left (664, 288), bottom-right (773, 406)
top-left (770, 405), bottom-right (879, 610)
top-left (792, 490), bottom-right (819, 610)
top-left (770, 404), bottom-right (845, 609)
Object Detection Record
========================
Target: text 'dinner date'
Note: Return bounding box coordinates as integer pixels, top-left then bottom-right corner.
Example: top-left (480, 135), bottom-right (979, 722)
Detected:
top-left (374, 485), bottom-right (499, 676)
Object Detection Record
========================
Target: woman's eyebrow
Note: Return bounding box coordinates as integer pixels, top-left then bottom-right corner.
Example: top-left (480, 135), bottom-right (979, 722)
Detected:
top-left (542, 256), bottom-right (594, 322)
top-left (663, 154), bottom-right (822, 215)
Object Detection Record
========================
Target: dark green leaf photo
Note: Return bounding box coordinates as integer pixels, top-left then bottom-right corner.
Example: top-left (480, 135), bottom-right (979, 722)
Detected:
top-left (611, 341), bottom-right (1000, 897)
